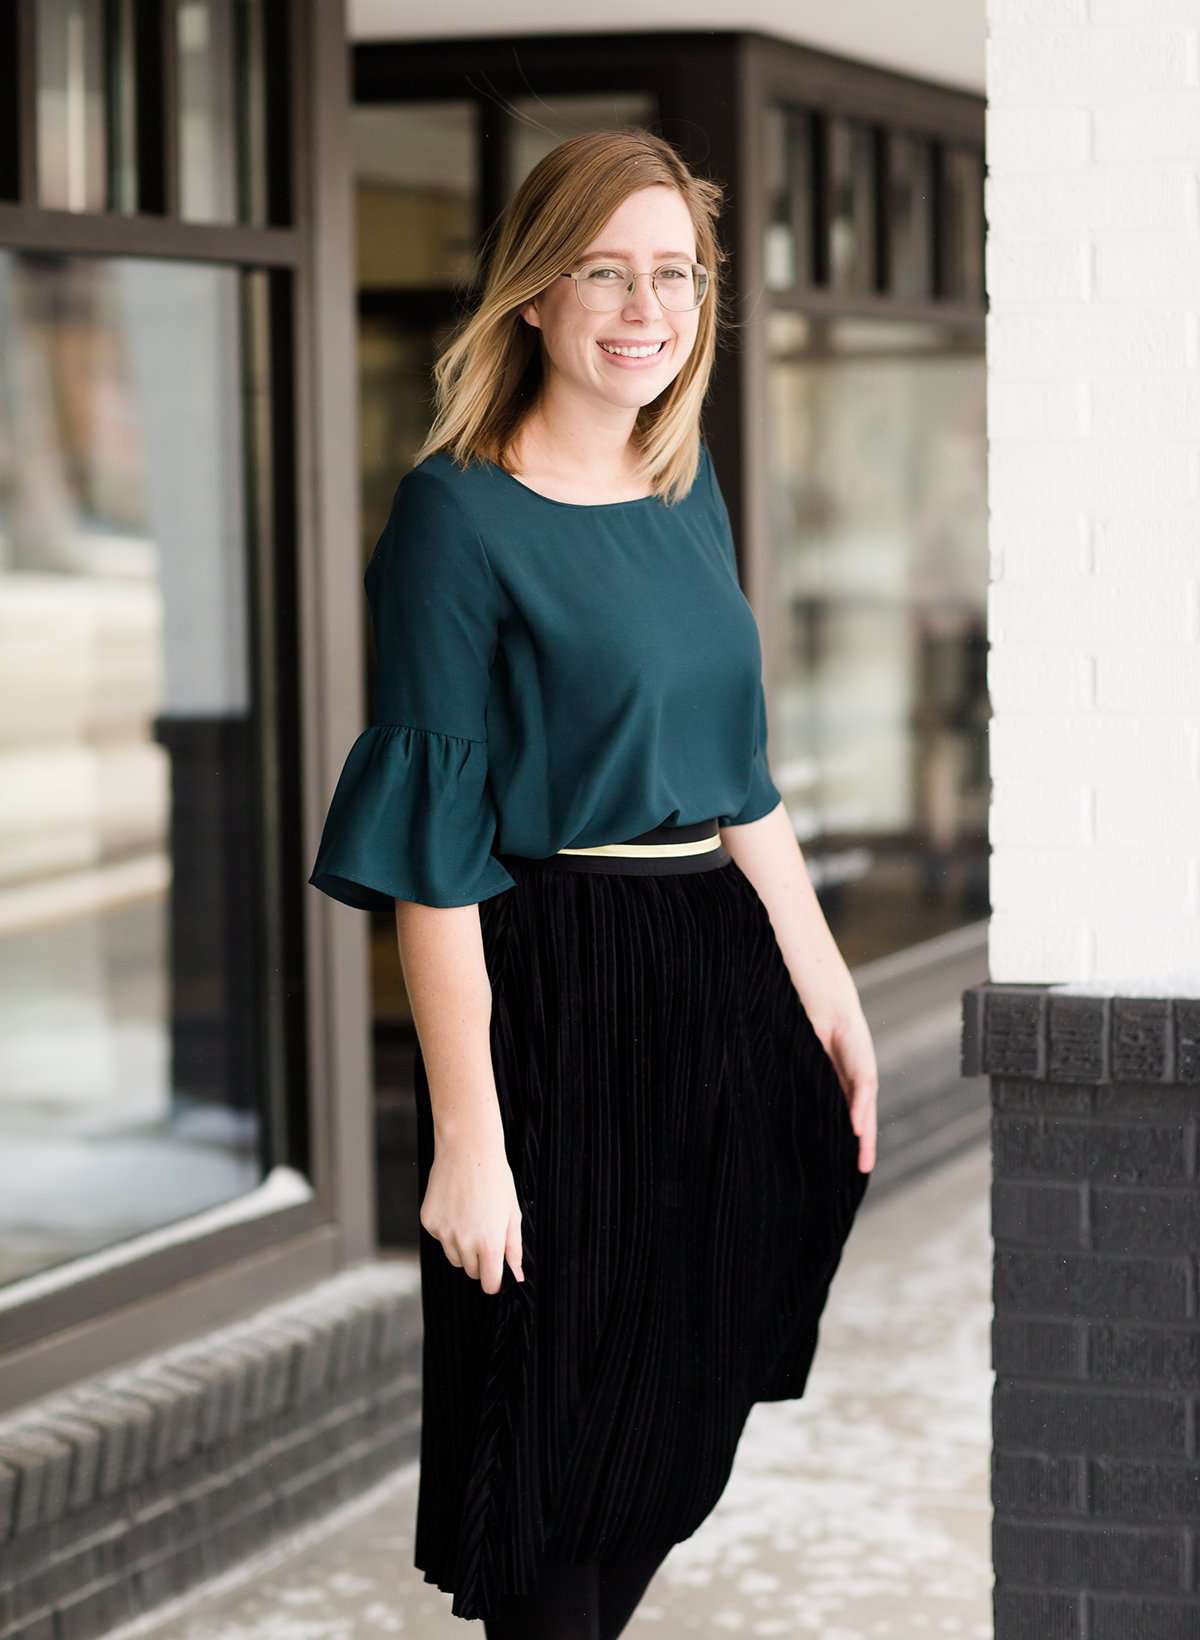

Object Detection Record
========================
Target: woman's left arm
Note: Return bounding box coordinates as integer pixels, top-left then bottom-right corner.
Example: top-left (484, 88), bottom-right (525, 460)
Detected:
top-left (721, 800), bottom-right (878, 1173)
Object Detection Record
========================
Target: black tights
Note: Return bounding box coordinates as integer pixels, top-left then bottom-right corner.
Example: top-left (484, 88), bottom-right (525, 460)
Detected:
top-left (482, 1545), bottom-right (670, 1640)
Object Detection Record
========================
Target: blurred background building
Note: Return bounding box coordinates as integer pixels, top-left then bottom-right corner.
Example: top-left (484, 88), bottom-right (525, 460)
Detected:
top-left (0, 3), bottom-right (987, 1633)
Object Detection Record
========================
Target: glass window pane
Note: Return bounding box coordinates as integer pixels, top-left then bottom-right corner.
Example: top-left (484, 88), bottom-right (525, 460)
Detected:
top-left (940, 145), bottom-right (985, 304)
top-left (353, 103), bottom-right (479, 290)
top-left (37, 0), bottom-right (109, 213)
top-left (765, 108), bottom-right (795, 291)
top-left (887, 131), bottom-right (934, 301)
top-left (827, 115), bottom-right (879, 296)
top-left (507, 94), bottom-right (658, 199)
top-left (766, 310), bottom-right (989, 967)
top-left (0, 252), bottom-right (282, 1285)
top-left (175, 0), bottom-right (237, 223)
top-left (766, 108), bottom-right (815, 293)
top-left (232, 0), bottom-right (272, 224)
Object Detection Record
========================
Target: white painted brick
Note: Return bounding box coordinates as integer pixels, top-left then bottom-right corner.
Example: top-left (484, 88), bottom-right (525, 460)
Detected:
top-left (988, 714), bottom-right (1196, 783)
top-left (1093, 917), bottom-right (1200, 977)
top-left (989, 515), bottom-right (1090, 579)
top-left (1090, 0), bottom-right (1200, 26)
top-left (989, 439), bottom-right (1199, 513)
top-left (990, 780), bottom-right (1090, 845)
top-left (1098, 783), bottom-right (1200, 848)
top-left (983, 0), bottom-right (1200, 975)
top-left (1096, 646), bottom-right (1200, 712)
top-left (986, 105), bottom-right (1091, 173)
top-left (1093, 96), bottom-right (1200, 164)
top-left (990, 575), bottom-right (1192, 645)
top-left (988, 29), bottom-right (1195, 105)
top-left (1090, 376), bottom-right (1200, 439)
top-left (986, 166), bottom-right (1197, 239)
top-left (987, 308), bottom-right (1195, 376)
top-left (988, 913), bottom-right (1094, 984)
top-left (989, 846), bottom-right (1189, 917)
top-left (1092, 514), bottom-right (1200, 579)
top-left (1095, 238), bottom-right (1200, 304)
top-left (986, 237), bottom-right (1088, 303)
top-left (987, 644), bottom-right (1092, 712)
top-left (987, 378), bottom-right (1086, 439)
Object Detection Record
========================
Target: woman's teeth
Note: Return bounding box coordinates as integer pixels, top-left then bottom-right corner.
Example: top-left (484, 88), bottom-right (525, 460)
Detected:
top-left (598, 341), bottom-right (665, 358)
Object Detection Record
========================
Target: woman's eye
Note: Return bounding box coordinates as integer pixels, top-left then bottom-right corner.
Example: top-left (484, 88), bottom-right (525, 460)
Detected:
top-left (658, 267), bottom-right (686, 279)
top-left (585, 267), bottom-right (623, 281)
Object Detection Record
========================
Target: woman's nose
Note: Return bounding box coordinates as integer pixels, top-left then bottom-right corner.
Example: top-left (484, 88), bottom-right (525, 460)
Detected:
top-left (622, 273), bottom-right (665, 321)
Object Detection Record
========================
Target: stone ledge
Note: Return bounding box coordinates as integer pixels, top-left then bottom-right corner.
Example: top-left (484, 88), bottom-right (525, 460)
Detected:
top-left (962, 983), bottom-right (1200, 1085)
top-left (0, 1261), bottom-right (422, 1640)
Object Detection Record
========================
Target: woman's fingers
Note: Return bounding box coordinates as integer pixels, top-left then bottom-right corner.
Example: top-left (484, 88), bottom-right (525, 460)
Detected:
top-left (507, 1212), bottom-right (525, 1284)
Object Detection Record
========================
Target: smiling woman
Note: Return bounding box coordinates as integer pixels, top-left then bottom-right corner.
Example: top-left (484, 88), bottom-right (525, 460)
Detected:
top-left (309, 127), bottom-right (875, 1636)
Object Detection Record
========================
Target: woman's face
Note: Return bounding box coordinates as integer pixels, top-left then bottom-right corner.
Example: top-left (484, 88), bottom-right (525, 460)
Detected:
top-left (520, 184), bottom-right (702, 411)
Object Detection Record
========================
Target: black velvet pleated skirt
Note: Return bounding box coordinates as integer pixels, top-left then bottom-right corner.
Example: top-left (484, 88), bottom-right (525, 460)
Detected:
top-left (410, 842), bottom-right (871, 1623)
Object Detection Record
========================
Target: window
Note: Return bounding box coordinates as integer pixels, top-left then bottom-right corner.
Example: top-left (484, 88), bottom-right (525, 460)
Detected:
top-left (0, 249), bottom-right (289, 1285)
top-left (765, 311), bottom-right (989, 966)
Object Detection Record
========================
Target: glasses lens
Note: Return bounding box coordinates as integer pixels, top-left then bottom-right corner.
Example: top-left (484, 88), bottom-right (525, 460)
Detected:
top-left (576, 263), bottom-right (631, 311)
top-left (573, 262), bottom-right (708, 310)
top-left (655, 263), bottom-right (702, 310)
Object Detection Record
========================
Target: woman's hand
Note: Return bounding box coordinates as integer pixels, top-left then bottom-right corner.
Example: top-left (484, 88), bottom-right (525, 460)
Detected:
top-left (419, 1139), bottom-right (526, 1294)
top-left (819, 1008), bottom-right (879, 1175)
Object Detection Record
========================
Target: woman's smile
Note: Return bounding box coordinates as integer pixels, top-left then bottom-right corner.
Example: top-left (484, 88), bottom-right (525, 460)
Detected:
top-left (595, 336), bottom-right (671, 368)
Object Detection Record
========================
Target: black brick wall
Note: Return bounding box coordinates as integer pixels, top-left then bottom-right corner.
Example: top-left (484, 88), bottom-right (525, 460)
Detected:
top-left (0, 1263), bottom-right (422, 1640)
top-left (964, 982), bottom-right (1200, 1640)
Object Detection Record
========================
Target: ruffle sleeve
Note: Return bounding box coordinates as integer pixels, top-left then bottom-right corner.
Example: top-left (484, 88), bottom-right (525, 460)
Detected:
top-left (308, 464), bottom-right (518, 911)
top-left (308, 722), bottom-right (517, 912)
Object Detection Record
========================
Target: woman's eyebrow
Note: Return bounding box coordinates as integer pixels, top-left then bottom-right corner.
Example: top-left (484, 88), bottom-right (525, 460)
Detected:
top-left (579, 248), bottom-right (696, 261)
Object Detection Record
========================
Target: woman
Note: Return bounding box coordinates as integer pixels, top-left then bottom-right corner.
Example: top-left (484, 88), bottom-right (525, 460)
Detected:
top-left (309, 128), bottom-right (878, 1637)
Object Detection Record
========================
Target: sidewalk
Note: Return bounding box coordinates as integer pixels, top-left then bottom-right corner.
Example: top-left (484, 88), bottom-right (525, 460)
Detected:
top-left (110, 1143), bottom-right (994, 1639)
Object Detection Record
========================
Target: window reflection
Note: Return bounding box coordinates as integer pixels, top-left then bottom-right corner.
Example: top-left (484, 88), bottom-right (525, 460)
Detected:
top-left (507, 94), bottom-right (657, 198)
top-left (888, 132), bottom-right (934, 300)
top-left (766, 312), bottom-right (990, 966)
top-left (37, 0), bottom-right (110, 213)
top-left (353, 103), bottom-right (479, 290)
top-left (176, 0), bottom-right (237, 223)
top-left (765, 108), bottom-right (816, 292)
top-left (0, 252), bottom-right (272, 1285)
top-left (828, 116), bottom-right (879, 295)
top-left (940, 145), bottom-right (985, 303)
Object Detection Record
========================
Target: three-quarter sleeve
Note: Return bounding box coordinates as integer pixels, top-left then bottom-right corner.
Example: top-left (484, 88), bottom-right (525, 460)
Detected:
top-left (308, 467), bottom-right (518, 911)
top-left (703, 444), bottom-right (783, 828)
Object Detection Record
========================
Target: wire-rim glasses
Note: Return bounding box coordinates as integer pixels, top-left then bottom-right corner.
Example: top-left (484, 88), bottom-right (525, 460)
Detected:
top-left (560, 260), bottom-right (709, 313)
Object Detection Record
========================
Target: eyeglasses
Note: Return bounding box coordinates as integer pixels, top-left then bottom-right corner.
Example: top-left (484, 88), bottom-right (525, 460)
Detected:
top-left (560, 260), bottom-right (709, 313)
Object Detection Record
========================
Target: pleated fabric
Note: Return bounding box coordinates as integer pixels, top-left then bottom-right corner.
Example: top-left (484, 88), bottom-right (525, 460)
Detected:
top-left (411, 853), bottom-right (871, 1623)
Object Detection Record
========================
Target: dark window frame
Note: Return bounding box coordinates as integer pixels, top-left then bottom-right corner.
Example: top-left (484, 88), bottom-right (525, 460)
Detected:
top-left (0, 0), bottom-right (366, 1413)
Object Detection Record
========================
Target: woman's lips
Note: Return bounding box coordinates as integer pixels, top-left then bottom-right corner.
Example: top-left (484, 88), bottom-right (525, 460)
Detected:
top-left (596, 339), bottom-right (668, 369)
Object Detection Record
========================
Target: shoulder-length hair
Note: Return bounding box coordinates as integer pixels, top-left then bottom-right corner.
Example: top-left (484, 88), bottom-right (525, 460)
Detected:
top-left (412, 127), bottom-right (731, 506)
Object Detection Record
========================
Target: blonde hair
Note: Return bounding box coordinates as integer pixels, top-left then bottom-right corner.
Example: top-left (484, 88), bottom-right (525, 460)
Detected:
top-left (412, 128), bottom-right (731, 506)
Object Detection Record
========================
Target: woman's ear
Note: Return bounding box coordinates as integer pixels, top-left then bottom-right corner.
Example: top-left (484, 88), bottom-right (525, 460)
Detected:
top-left (518, 297), bottom-right (543, 333)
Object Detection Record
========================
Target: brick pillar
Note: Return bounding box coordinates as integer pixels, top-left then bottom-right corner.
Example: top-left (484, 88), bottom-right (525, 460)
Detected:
top-left (980, 4), bottom-right (1200, 1625)
top-left (964, 984), bottom-right (1200, 1636)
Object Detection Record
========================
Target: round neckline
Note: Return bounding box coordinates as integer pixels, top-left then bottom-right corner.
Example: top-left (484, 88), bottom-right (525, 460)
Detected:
top-left (485, 459), bottom-right (663, 512)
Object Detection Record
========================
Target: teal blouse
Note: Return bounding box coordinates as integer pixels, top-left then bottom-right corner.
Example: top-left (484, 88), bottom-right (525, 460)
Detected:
top-left (308, 441), bottom-right (782, 911)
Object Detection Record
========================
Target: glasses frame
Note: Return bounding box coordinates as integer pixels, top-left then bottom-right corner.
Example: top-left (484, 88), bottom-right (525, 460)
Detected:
top-left (559, 261), bottom-right (710, 313)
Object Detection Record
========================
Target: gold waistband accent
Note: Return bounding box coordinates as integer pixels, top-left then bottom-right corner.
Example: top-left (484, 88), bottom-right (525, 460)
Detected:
top-left (556, 833), bottom-right (724, 859)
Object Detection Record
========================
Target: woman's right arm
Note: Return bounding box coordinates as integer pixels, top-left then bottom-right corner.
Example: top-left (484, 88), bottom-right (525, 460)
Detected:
top-left (395, 898), bottom-right (525, 1297)
top-left (306, 469), bottom-right (523, 1291)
